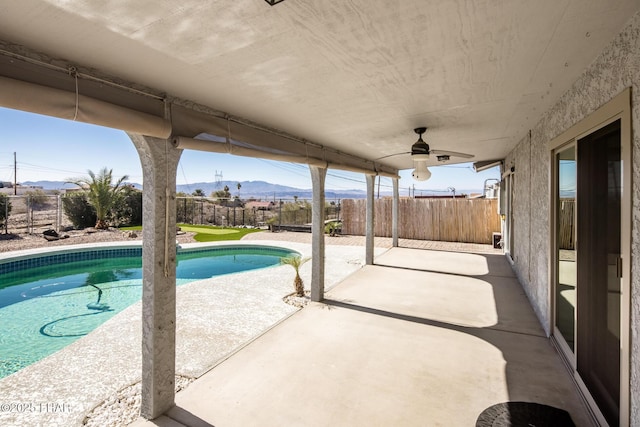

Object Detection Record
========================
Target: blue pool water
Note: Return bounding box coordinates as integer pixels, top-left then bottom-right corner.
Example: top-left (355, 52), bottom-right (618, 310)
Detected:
top-left (0, 245), bottom-right (296, 379)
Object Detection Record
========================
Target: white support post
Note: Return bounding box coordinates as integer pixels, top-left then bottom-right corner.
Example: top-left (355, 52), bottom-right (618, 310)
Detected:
top-left (129, 134), bottom-right (182, 420)
top-left (392, 177), bottom-right (399, 247)
top-left (365, 174), bottom-right (375, 265)
top-left (310, 166), bottom-right (327, 302)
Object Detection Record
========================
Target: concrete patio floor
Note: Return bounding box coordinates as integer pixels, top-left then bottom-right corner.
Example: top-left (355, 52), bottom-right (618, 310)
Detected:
top-left (132, 245), bottom-right (593, 426)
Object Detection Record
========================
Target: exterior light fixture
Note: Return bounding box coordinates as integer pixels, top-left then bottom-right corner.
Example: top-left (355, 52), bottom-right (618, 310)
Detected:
top-left (264, 0), bottom-right (286, 5)
top-left (412, 161), bottom-right (431, 181)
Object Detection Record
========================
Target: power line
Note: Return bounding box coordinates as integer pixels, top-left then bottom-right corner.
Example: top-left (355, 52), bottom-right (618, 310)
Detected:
top-left (17, 161), bottom-right (89, 176)
top-left (178, 161), bottom-right (192, 193)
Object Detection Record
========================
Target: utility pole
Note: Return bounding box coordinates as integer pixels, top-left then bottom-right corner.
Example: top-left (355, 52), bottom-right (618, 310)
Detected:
top-left (13, 152), bottom-right (17, 195)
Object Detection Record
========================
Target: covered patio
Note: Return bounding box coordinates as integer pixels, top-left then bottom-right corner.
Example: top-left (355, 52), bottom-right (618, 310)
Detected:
top-left (133, 245), bottom-right (592, 426)
top-left (1, 1), bottom-right (639, 425)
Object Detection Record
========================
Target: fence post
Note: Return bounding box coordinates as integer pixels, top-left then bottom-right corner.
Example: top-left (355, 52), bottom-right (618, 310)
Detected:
top-left (56, 195), bottom-right (60, 232)
top-left (27, 195), bottom-right (32, 234)
top-left (3, 196), bottom-right (7, 235)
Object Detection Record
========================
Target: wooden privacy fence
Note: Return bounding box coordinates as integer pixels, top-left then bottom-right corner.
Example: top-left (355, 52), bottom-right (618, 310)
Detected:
top-left (558, 198), bottom-right (575, 250)
top-left (341, 198), bottom-right (501, 244)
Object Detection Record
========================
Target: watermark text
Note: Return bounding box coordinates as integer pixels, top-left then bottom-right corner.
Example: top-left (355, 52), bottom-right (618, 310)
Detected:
top-left (0, 402), bottom-right (72, 413)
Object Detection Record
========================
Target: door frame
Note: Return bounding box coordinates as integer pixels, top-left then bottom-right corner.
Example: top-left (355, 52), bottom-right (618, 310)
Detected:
top-left (548, 88), bottom-right (631, 426)
top-left (551, 141), bottom-right (577, 361)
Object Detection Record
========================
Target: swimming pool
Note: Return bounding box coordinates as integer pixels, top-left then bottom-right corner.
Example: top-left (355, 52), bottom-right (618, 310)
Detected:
top-left (0, 244), bottom-right (297, 379)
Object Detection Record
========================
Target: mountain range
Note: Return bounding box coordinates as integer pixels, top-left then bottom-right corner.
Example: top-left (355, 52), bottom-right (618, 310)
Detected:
top-left (21, 180), bottom-right (486, 199)
top-left (21, 180), bottom-right (370, 200)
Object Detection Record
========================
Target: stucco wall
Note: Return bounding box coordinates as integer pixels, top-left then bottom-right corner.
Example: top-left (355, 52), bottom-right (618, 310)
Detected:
top-left (506, 10), bottom-right (640, 421)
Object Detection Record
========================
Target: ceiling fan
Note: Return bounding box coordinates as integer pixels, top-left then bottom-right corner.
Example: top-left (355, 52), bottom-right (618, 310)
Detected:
top-left (377, 127), bottom-right (474, 162)
top-left (377, 127), bottom-right (474, 181)
top-left (410, 127), bottom-right (474, 161)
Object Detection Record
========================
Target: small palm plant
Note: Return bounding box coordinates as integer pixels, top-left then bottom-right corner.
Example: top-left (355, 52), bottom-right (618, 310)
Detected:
top-left (281, 255), bottom-right (311, 297)
top-left (68, 168), bottom-right (129, 229)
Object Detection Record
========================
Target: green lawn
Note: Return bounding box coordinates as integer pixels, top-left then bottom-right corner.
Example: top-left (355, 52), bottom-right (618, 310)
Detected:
top-left (120, 224), bottom-right (264, 242)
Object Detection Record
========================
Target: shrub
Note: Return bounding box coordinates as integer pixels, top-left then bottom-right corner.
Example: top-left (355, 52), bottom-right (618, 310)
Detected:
top-left (112, 187), bottom-right (143, 226)
top-left (0, 194), bottom-right (11, 227)
top-left (62, 193), bottom-right (97, 229)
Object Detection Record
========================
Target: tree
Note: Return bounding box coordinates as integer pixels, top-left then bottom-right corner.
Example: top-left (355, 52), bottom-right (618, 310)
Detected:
top-left (236, 182), bottom-right (242, 198)
top-left (68, 168), bottom-right (129, 229)
top-left (192, 189), bottom-right (205, 197)
top-left (212, 185), bottom-right (231, 201)
top-left (280, 255), bottom-right (311, 296)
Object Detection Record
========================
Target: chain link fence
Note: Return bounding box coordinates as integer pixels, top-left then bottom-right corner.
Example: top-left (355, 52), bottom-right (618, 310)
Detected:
top-left (1, 194), bottom-right (70, 235)
top-left (176, 197), bottom-right (341, 228)
top-left (1, 195), bottom-right (342, 235)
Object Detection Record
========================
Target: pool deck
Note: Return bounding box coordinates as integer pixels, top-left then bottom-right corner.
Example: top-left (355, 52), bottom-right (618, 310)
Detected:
top-left (0, 237), bottom-right (382, 427)
top-left (0, 233), bottom-right (593, 426)
top-left (130, 233), bottom-right (593, 427)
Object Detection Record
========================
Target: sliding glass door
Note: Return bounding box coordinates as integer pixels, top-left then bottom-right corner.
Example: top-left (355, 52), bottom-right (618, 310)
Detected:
top-left (576, 120), bottom-right (621, 427)
top-left (554, 120), bottom-right (621, 426)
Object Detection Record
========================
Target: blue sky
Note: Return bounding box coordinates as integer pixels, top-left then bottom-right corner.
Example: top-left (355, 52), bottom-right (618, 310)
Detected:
top-left (0, 107), bottom-right (500, 195)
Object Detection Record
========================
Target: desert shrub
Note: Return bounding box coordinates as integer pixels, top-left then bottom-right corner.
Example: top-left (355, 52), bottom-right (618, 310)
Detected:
top-left (112, 187), bottom-right (143, 226)
top-left (62, 193), bottom-right (97, 229)
top-left (0, 194), bottom-right (11, 226)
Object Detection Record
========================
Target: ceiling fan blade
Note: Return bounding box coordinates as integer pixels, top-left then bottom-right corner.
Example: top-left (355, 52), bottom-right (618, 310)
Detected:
top-left (431, 149), bottom-right (474, 159)
top-left (375, 151), bottom-right (410, 160)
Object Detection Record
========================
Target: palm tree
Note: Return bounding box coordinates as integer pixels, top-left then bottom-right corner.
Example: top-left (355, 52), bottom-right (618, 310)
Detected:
top-left (281, 255), bottom-right (311, 296)
top-left (68, 168), bottom-right (129, 229)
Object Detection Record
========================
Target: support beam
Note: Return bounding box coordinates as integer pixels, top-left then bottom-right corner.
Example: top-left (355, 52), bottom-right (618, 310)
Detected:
top-left (129, 134), bottom-right (182, 419)
top-left (392, 178), bottom-right (399, 247)
top-left (365, 174), bottom-right (375, 265)
top-left (310, 166), bottom-right (327, 302)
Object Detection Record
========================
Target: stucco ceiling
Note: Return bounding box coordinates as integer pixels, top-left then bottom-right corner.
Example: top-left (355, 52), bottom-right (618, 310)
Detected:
top-left (0, 0), bottom-right (638, 171)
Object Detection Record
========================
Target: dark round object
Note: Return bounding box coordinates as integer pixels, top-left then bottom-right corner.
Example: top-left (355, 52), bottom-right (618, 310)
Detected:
top-left (476, 401), bottom-right (575, 427)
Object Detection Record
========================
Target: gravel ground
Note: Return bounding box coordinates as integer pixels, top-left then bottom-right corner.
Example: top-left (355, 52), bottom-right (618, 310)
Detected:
top-left (0, 228), bottom-right (198, 253)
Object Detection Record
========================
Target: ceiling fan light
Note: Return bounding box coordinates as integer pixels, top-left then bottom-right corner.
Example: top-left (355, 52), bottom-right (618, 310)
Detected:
top-left (412, 153), bottom-right (430, 161)
top-left (412, 161), bottom-right (431, 181)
